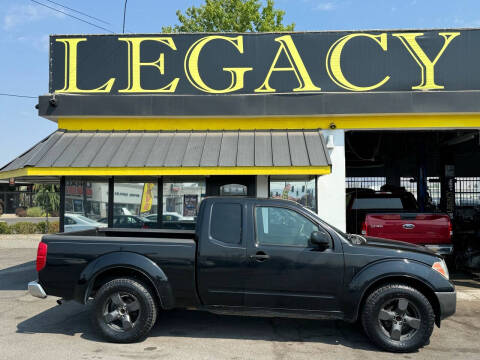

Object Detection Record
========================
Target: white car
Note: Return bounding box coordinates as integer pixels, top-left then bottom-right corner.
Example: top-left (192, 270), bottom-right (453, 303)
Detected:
top-left (143, 212), bottom-right (194, 222)
top-left (64, 214), bottom-right (106, 233)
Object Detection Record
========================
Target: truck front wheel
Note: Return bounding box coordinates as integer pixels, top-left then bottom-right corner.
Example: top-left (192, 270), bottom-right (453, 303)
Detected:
top-left (92, 278), bottom-right (157, 343)
top-left (361, 283), bottom-right (435, 352)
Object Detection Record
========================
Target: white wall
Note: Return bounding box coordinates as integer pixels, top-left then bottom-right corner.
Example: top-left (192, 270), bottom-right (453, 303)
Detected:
top-left (317, 129), bottom-right (346, 231)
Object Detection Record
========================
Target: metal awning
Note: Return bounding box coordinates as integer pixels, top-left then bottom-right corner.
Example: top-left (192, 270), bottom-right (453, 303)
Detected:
top-left (0, 129), bottom-right (331, 180)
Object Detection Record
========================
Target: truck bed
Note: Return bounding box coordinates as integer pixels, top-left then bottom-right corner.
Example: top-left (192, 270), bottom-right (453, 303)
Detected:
top-left (38, 228), bottom-right (198, 306)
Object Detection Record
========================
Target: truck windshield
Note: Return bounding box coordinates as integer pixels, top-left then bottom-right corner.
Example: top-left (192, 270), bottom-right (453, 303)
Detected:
top-left (352, 197), bottom-right (404, 210)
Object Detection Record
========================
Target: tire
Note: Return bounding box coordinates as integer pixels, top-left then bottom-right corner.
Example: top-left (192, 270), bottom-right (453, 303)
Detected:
top-left (361, 284), bottom-right (435, 353)
top-left (92, 278), bottom-right (157, 343)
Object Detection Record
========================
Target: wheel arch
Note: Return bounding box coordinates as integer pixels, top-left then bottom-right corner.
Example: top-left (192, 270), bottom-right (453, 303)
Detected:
top-left (88, 266), bottom-right (162, 307)
top-left (356, 275), bottom-right (441, 327)
top-left (75, 251), bottom-right (176, 310)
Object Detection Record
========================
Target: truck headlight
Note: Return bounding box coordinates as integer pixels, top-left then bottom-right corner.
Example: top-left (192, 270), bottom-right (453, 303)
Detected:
top-left (432, 259), bottom-right (449, 280)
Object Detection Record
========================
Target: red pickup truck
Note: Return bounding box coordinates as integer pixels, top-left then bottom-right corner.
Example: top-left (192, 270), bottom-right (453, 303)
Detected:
top-left (346, 190), bottom-right (453, 255)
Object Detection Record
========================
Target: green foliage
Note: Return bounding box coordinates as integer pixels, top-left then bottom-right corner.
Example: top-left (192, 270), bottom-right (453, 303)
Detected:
top-left (0, 221), bottom-right (59, 235)
top-left (11, 222), bottom-right (38, 235)
top-left (48, 221), bottom-right (60, 233)
top-left (36, 221), bottom-right (48, 234)
top-left (33, 184), bottom-right (60, 216)
top-left (0, 222), bottom-right (11, 234)
top-left (37, 221), bottom-right (60, 234)
top-left (162, 0), bottom-right (294, 33)
top-left (26, 207), bottom-right (45, 217)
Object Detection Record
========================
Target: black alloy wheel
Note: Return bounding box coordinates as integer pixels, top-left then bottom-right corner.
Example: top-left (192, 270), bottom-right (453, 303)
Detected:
top-left (361, 284), bottom-right (435, 352)
top-left (377, 298), bottom-right (421, 341)
top-left (103, 292), bottom-right (141, 332)
top-left (92, 278), bottom-right (157, 343)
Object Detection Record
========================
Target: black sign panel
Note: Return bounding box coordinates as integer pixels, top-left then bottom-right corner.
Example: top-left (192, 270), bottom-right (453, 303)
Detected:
top-left (49, 30), bottom-right (479, 95)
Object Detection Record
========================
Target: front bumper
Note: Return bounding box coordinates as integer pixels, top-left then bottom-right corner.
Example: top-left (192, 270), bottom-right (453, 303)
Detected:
top-left (435, 291), bottom-right (456, 320)
top-left (424, 244), bottom-right (454, 256)
top-left (28, 281), bottom-right (47, 299)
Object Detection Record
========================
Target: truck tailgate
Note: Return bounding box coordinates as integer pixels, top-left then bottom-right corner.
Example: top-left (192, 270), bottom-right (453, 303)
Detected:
top-left (364, 213), bottom-right (452, 244)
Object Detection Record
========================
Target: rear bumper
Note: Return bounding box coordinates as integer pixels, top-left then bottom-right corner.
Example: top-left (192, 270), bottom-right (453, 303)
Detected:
top-left (435, 291), bottom-right (456, 320)
top-left (28, 281), bottom-right (47, 299)
top-left (424, 244), bottom-right (454, 256)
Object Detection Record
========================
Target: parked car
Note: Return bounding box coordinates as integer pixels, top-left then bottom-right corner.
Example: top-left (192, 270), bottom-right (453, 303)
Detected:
top-left (347, 190), bottom-right (453, 256)
top-left (64, 214), bottom-right (106, 232)
top-left (28, 197), bottom-right (455, 352)
top-left (141, 212), bottom-right (196, 230)
top-left (98, 215), bottom-right (154, 229)
top-left (143, 212), bottom-right (187, 222)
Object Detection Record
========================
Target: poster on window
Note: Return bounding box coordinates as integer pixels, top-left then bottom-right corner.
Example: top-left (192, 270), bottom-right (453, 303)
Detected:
top-left (183, 195), bottom-right (198, 217)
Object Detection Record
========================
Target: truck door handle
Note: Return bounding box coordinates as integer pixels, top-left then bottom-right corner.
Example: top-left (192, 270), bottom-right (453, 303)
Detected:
top-left (251, 251), bottom-right (270, 261)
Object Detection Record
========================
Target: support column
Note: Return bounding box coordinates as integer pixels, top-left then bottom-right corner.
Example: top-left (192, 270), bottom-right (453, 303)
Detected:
top-left (385, 158), bottom-right (401, 187)
top-left (417, 142), bottom-right (427, 212)
top-left (256, 175), bottom-right (269, 198)
top-left (59, 177), bottom-right (65, 233)
top-left (317, 129), bottom-right (346, 232)
top-left (108, 177), bottom-right (114, 228)
top-left (158, 177), bottom-right (163, 228)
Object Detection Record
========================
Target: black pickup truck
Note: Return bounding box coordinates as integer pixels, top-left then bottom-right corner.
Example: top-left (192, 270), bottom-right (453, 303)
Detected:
top-left (28, 197), bottom-right (456, 352)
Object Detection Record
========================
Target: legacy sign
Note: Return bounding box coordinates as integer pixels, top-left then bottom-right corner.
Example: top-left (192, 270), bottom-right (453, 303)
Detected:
top-left (50, 30), bottom-right (476, 95)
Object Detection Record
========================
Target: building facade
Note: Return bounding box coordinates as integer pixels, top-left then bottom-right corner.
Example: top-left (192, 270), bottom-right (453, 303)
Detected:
top-left (2, 29), bottom-right (480, 233)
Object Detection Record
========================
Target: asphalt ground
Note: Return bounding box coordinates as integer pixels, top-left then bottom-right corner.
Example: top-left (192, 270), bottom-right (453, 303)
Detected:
top-left (1, 242), bottom-right (479, 360)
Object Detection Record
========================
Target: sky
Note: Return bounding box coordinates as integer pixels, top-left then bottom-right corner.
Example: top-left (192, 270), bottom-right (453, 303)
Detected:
top-left (1, 0), bottom-right (480, 168)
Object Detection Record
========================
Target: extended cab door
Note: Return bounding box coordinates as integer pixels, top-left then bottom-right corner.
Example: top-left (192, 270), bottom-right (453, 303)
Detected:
top-left (245, 202), bottom-right (345, 312)
top-left (196, 199), bottom-right (248, 306)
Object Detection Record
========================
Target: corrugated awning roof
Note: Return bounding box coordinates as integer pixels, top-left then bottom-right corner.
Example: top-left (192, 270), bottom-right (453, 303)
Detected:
top-left (0, 129), bottom-right (331, 179)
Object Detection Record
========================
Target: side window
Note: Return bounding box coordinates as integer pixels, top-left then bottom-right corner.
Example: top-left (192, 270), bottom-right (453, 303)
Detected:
top-left (65, 217), bottom-right (75, 225)
top-left (255, 207), bottom-right (318, 247)
top-left (210, 203), bottom-right (242, 244)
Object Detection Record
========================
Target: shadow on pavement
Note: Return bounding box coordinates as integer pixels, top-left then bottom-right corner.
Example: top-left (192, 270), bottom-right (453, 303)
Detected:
top-left (17, 304), bottom-right (378, 351)
top-left (0, 261), bottom-right (36, 291)
top-left (17, 301), bottom-right (97, 338)
top-left (451, 271), bottom-right (480, 289)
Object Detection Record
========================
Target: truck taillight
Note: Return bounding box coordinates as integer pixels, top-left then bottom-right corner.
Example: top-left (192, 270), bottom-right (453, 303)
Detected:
top-left (361, 222), bottom-right (368, 236)
top-left (448, 220), bottom-right (453, 238)
top-left (36, 242), bottom-right (47, 272)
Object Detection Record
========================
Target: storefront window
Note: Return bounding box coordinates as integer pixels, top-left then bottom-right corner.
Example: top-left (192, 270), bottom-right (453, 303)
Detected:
top-left (64, 179), bottom-right (109, 232)
top-left (269, 178), bottom-right (316, 211)
top-left (113, 182), bottom-right (158, 228)
top-left (162, 180), bottom-right (206, 229)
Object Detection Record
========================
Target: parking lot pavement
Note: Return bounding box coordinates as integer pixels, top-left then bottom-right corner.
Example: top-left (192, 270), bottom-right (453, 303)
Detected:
top-left (1, 248), bottom-right (480, 360)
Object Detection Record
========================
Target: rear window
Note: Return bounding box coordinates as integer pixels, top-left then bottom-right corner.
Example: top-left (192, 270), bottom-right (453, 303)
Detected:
top-left (210, 203), bottom-right (242, 244)
top-left (352, 197), bottom-right (404, 210)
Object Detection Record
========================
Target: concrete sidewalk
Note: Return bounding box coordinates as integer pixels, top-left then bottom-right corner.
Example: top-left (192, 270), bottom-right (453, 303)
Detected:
top-left (0, 235), bottom-right (43, 248)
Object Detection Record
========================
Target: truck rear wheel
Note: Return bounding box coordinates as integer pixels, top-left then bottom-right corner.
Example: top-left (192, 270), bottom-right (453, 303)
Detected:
top-left (361, 284), bottom-right (435, 352)
top-left (92, 278), bottom-right (157, 343)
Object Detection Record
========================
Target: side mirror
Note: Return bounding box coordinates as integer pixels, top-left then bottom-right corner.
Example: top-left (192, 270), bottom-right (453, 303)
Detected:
top-left (310, 230), bottom-right (331, 249)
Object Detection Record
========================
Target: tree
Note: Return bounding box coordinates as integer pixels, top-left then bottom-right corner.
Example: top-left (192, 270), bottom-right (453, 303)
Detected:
top-left (162, 0), bottom-right (294, 33)
top-left (34, 184), bottom-right (60, 232)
